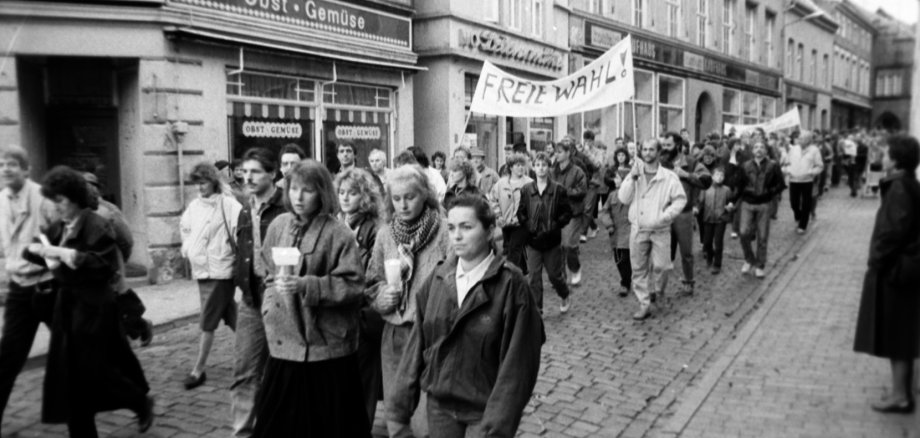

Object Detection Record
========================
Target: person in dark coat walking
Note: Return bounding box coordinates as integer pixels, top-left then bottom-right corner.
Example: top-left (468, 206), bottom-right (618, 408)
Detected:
top-left (853, 135), bottom-right (920, 414)
top-left (25, 166), bottom-right (154, 437)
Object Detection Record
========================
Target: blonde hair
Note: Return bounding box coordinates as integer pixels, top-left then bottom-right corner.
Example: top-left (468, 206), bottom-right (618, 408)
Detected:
top-left (384, 164), bottom-right (440, 222)
top-left (334, 168), bottom-right (385, 221)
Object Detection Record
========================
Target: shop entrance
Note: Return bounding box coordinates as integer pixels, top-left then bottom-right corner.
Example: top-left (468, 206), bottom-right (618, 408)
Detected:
top-left (694, 92), bottom-right (716, 141)
top-left (877, 112), bottom-right (902, 132)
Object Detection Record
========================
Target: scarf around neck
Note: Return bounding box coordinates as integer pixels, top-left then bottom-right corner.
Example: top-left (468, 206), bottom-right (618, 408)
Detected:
top-left (389, 206), bottom-right (440, 313)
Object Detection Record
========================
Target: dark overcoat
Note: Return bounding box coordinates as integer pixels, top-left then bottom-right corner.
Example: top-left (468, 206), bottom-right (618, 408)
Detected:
top-left (26, 209), bottom-right (149, 423)
top-left (853, 172), bottom-right (920, 359)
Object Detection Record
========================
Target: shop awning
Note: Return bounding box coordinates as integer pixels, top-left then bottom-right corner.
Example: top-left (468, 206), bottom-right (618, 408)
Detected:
top-left (164, 26), bottom-right (427, 73)
top-left (831, 93), bottom-right (872, 110)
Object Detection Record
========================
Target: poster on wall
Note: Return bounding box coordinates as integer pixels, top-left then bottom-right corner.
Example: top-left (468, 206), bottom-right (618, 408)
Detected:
top-left (229, 117), bottom-right (313, 164)
top-left (323, 121), bottom-right (389, 173)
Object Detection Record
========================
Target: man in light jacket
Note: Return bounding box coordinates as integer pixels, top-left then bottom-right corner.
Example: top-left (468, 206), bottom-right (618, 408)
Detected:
top-left (782, 130), bottom-right (824, 234)
top-left (618, 139), bottom-right (687, 320)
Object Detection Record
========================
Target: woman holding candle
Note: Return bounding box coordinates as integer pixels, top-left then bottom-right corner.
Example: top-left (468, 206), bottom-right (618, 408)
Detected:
top-left (252, 160), bottom-right (368, 437)
top-left (366, 165), bottom-right (450, 438)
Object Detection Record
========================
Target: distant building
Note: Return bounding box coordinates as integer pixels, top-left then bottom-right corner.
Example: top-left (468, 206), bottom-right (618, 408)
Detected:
top-left (817, 0), bottom-right (876, 131)
top-left (870, 9), bottom-right (914, 132)
top-left (785, 0), bottom-right (838, 131)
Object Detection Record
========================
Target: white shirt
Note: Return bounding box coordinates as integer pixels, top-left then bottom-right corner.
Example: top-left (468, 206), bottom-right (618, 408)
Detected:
top-left (455, 251), bottom-right (495, 307)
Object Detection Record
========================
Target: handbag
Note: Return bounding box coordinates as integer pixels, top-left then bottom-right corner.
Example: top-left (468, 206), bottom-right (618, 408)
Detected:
top-left (219, 197), bottom-right (238, 254)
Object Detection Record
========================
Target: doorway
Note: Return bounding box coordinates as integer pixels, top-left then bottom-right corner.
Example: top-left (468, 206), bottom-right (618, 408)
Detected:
top-left (694, 92), bottom-right (716, 142)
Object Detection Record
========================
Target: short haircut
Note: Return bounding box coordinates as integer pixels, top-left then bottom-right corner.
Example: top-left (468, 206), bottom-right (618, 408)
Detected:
top-left (41, 165), bottom-right (97, 209)
top-left (506, 152), bottom-right (529, 167)
top-left (664, 131), bottom-right (682, 147)
top-left (448, 159), bottom-right (476, 183)
top-left (407, 146), bottom-right (430, 168)
top-left (334, 167), bottom-right (384, 220)
top-left (283, 159), bottom-right (338, 216)
top-left (242, 147), bottom-right (277, 174)
top-left (555, 140), bottom-right (573, 152)
top-left (190, 162), bottom-right (224, 194)
top-left (0, 144), bottom-right (30, 170)
top-left (644, 138), bottom-right (661, 151)
top-left (230, 158), bottom-right (243, 171)
top-left (887, 135), bottom-right (920, 172)
top-left (337, 143), bottom-right (355, 154)
top-left (532, 152), bottom-right (551, 166)
top-left (583, 130), bottom-right (595, 141)
top-left (384, 164), bottom-right (440, 220)
top-left (754, 127), bottom-right (766, 138)
top-left (453, 146), bottom-right (471, 160)
top-left (680, 128), bottom-right (689, 134)
top-left (512, 142), bottom-right (528, 154)
top-left (369, 149), bottom-right (387, 161)
top-left (394, 151), bottom-right (418, 166)
top-left (279, 143), bottom-right (307, 159)
top-left (445, 193), bottom-right (496, 230)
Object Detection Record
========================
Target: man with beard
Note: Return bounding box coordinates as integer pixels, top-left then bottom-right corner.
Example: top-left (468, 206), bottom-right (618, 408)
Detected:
top-left (618, 139), bottom-right (686, 320)
top-left (660, 132), bottom-right (711, 295)
top-left (230, 148), bottom-right (287, 437)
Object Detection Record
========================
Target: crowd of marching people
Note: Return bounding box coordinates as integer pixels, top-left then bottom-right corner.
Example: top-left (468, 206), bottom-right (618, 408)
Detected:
top-left (0, 123), bottom-right (911, 437)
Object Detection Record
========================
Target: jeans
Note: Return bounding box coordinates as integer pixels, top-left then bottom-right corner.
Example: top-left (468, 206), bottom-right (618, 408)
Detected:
top-left (848, 161), bottom-right (865, 195)
top-left (501, 226), bottom-right (528, 275)
top-left (0, 280), bottom-right (52, 432)
top-left (426, 397), bottom-right (484, 438)
top-left (584, 188), bottom-right (599, 232)
top-left (701, 222), bottom-right (727, 268)
top-left (629, 228), bottom-right (672, 307)
top-left (669, 211), bottom-right (695, 286)
top-left (230, 301), bottom-right (268, 437)
top-left (560, 215), bottom-right (582, 273)
top-left (525, 245), bottom-right (569, 311)
top-left (739, 202), bottom-right (771, 269)
top-left (382, 323), bottom-right (428, 438)
top-left (789, 182), bottom-right (814, 230)
top-left (611, 247), bottom-right (632, 290)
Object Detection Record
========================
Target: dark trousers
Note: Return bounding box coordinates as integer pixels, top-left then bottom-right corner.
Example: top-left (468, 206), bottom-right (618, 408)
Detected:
top-left (67, 411), bottom-right (99, 438)
top-left (789, 182), bottom-right (814, 230)
top-left (613, 248), bottom-right (632, 290)
top-left (525, 246), bottom-right (569, 311)
top-left (701, 222), bottom-right (727, 268)
top-left (426, 397), bottom-right (484, 438)
top-left (501, 226), bottom-right (528, 275)
top-left (357, 308), bottom-right (384, 428)
top-left (0, 281), bottom-right (53, 432)
top-left (669, 211), bottom-right (695, 285)
top-left (831, 162), bottom-right (842, 186)
top-left (848, 162), bottom-right (864, 195)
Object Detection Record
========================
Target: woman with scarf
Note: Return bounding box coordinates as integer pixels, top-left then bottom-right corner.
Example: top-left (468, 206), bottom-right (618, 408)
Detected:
top-left (253, 160), bottom-right (368, 436)
top-left (25, 166), bottom-right (153, 437)
top-left (335, 167), bottom-right (386, 429)
top-left (366, 165), bottom-right (450, 438)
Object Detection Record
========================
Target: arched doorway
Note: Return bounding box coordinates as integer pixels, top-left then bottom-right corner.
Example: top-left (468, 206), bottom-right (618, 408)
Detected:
top-left (876, 112), bottom-right (902, 132)
top-left (695, 92), bottom-right (716, 141)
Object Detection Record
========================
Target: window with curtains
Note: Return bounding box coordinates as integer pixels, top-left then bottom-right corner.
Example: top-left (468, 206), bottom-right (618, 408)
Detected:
top-left (723, 0), bottom-right (735, 56)
top-left (658, 74), bottom-right (685, 134)
top-left (745, 4), bottom-right (756, 62)
top-left (697, 0), bottom-right (709, 47)
top-left (634, 0), bottom-right (647, 28)
top-left (484, 0), bottom-right (499, 22)
top-left (810, 50), bottom-right (817, 85)
top-left (505, 0), bottom-right (522, 30)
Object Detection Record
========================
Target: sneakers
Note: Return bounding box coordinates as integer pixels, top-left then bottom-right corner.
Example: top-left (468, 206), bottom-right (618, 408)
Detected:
top-left (560, 298), bottom-right (570, 313)
top-left (679, 283), bottom-right (694, 296)
top-left (711, 267), bottom-right (721, 275)
top-left (569, 269), bottom-right (582, 286)
top-left (632, 305), bottom-right (651, 320)
top-left (754, 268), bottom-right (766, 278)
top-left (731, 232), bottom-right (739, 239)
top-left (741, 262), bottom-right (752, 275)
top-left (579, 235), bottom-right (588, 243)
top-left (796, 228), bottom-right (806, 235)
top-left (587, 227), bottom-right (598, 239)
top-left (617, 287), bottom-right (629, 297)
top-left (182, 372), bottom-right (207, 390)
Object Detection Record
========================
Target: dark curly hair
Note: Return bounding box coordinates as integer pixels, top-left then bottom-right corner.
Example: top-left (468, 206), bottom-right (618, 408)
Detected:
top-left (41, 165), bottom-right (98, 210)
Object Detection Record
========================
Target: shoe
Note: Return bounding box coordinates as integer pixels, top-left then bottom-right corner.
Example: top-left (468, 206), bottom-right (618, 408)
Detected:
top-left (587, 228), bottom-right (598, 239)
top-left (137, 395), bottom-right (155, 433)
top-left (182, 372), bottom-right (207, 390)
top-left (632, 305), bottom-right (651, 320)
top-left (754, 268), bottom-right (766, 278)
top-left (139, 319), bottom-right (154, 347)
top-left (560, 298), bottom-right (569, 314)
top-left (870, 397), bottom-right (915, 414)
top-left (731, 232), bottom-right (738, 239)
top-left (679, 283), bottom-right (694, 295)
top-left (618, 287), bottom-right (629, 297)
top-left (570, 269), bottom-right (581, 286)
top-left (741, 263), bottom-right (752, 275)
top-left (796, 228), bottom-right (806, 235)
top-left (711, 267), bottom-right (721, 275)
top-left (579, 235), bottom-right (588, 243)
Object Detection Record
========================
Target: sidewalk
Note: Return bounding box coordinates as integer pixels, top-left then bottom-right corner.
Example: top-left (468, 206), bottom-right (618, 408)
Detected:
top-left (662, 190), bottom-right (919, 437)
top-left (0, 279), bottom-right (201, 363)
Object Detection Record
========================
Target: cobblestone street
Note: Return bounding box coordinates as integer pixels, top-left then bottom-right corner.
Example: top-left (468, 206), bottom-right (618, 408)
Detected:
top-left (2, 188), bottom-right (912, 437)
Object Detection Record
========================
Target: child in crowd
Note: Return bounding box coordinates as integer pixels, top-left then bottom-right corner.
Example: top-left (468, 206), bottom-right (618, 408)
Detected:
top-left (697, 167), bottom-right (734, 274)
top-left (602, 185), bottom-right (631, 297)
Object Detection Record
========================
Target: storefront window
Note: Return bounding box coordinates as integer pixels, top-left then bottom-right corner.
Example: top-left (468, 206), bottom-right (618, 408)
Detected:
top-left (227, 72), bottom-right (316, 103)
top-left (723, 89), bottom-right (740, 125)
top-left (658, 74), bottom-right (684, 133)
top-left (530, 117), bottom-right (555, 153)
top-left (323, 83), bottom-right (390, 108)
top-left (760, 96), bottom-right (776, 122)
top-left (624, 69), bottom-right (655, 142)
top-left (742, 93), bottom-right (759, 125)
top-left (323, 109), bottom-right (390, 172)
top-left (583, 109), bottom-right (602, 139)
top-left (466, 74), bottom-right (503, 168)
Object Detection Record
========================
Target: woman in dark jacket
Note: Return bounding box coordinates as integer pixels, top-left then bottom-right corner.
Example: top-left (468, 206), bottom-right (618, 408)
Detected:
top-left (443, 159), bottom-right (483, 209)
top-left (25, 166), bottom-right (153, 437)
top-left (335, 167), bottom-right (386, 428)
top-left (390, 194), bottom-right (544, 437)
top-left (853, 135), bottom-right (920, 414)
top-left (253, 160), bottom-right (368, 437)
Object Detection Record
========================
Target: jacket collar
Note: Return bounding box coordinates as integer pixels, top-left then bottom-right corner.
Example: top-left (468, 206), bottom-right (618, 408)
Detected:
top-left (435, 254), bottom-right (506, 318)
top-left (292, 214), bottom-right (331, 254)
top-left (58, 208), bottom-right (91, 246)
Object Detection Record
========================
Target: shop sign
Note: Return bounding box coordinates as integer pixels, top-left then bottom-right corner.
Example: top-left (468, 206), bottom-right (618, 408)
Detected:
top-left (242, 121), bottom-right (304, 138)
top-left (171, 0), bottom-right (411, 47)
top-left (334, 125), bottom-right (381, 140)
top-left (457, 28), bottom-right (564, 72)
top-left (585, 22), bottom-right (622, 49)
top-left (786, 84), bottom-right (818, 104)
top-left (683, 52), bottom-right (728, 77)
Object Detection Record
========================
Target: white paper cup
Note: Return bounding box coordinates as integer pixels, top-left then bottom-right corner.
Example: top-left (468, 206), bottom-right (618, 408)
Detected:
top-left (272, 247), bottom-right (300, 278)
top-left (384, 259), bottom-right (402, 287)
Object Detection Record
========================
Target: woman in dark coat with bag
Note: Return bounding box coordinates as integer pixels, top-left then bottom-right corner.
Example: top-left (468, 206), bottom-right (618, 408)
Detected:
top-left (25, 166), bottom-right (153, 437)
top-left (853, 134), bottom-right (920, 414)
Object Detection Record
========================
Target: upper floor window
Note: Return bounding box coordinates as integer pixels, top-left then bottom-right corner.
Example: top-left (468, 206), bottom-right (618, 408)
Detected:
top-left (634, 0), bottom-right (648, 28)
top-left (697, 0), bottom-right (710, 47)
top-left (505, 0), bottom-right (523, 31)
top-left (745, 4), bottom-right (756, 62)
top-left (822, 54), bottom-right (829, 89)
top-left (765, 12), bottom-right (776, 67)
top-left (532, 0), bottom-right (544, 37)
top-left (810, 50), bottom-right (817, 85)
top-left (723, 0), bottom-right (735, 56)
top-left (786, 39), bottom-right (794, 77)
top-left (667, 0), bottom-right (682, 38)
top-left (796, 43), bottom-right (804, 81)
top-left (484, 0), bottom-right (499, 22)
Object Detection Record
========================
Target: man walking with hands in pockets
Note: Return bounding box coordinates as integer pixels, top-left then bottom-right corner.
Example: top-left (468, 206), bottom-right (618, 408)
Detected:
top-left (618, 139), bottom-right (686, 320)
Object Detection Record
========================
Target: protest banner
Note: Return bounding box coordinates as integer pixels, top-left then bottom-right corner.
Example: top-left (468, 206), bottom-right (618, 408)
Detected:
top-left (723, 107), bottom-right (801, 135)
top-left (469, 36), bottom-right (634, 117)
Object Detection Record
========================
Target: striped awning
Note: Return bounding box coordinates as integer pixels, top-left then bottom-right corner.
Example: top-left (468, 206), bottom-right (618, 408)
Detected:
top-left (228, 102), bottom-right (315, 120)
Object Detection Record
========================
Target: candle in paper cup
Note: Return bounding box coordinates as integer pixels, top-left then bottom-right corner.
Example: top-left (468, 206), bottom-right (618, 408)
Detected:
top-left (272, 247), bottom-right (300, 277)
top-left (384, 259), bottom-right (402, 287)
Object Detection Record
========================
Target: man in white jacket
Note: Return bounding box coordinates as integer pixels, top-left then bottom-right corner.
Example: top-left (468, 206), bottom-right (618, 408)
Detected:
top-left (782, 130), bottom-right (824, 234)
top-left (618, 139), bottom-right (687, 320)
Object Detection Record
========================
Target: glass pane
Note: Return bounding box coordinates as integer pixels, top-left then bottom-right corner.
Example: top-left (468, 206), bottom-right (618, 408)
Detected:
top-left (723, 115), bottom-right (739, 125)
top-left (297, 80), bottom-right (315, 103)
top-left (584, 109), bottom-right (602, 139)
top-left (624, 103), bottom-right (654, 142)
top-left (240, 73), bottom-right (298, 100)
top-left (658, 75), bottom-right (684, 106)
top-left (635, 70), bottom-right (654, 102)
top-left (742, 93), bottom-right (758, 118)
top-left (228, 115), bottom-right (312, 162)
top-left (659, 107), bottom-right (683, 135)
top-left (530, 118), bottom-right (554, 153)
top-left (323, 119), bottom-right (389, 173)
top-left (330, 84), bottom-right (378, 107)
top-left (722, 89), bottom-right (739, 114)
top-left (760, 97), bottom-right (775, 120)
top-left (567, 113), bottom-right (582, 140)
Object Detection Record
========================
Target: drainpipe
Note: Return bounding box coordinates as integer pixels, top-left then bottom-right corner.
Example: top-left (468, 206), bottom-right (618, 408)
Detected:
top-left (316, 62), bottom-right (338, 160)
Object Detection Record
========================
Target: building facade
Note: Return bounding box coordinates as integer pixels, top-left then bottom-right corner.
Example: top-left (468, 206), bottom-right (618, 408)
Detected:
top-left (870, 9), bottom-right (914, 132)
top-left (782, 0), bottom-right (836, 131)
top-left (412, 0), bottom-right (569, 169)
top-left (0, 0), bottom-right (419, 281)
top-left (818, 0), bottom-right (875, 130)
top-left (565, 0), bottom-right (784, 145)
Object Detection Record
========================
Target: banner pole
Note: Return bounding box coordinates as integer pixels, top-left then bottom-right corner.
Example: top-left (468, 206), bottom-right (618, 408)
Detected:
top-left (631, 99), bottom-right (638, 144)
top-left (457, 110), bottom-right (474, 152)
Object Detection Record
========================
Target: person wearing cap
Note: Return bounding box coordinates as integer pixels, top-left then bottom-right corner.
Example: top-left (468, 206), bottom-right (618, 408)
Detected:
top-left (471, 147), bottom-right (499, 195)
top-left (84, 172), bottom-right (154, 347)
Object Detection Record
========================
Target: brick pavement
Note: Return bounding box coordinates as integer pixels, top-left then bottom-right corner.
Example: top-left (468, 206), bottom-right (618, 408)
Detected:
top-left (663, 189), bottom-right (919, 438)
top-left (3, 188), bottom-right (830, 437)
